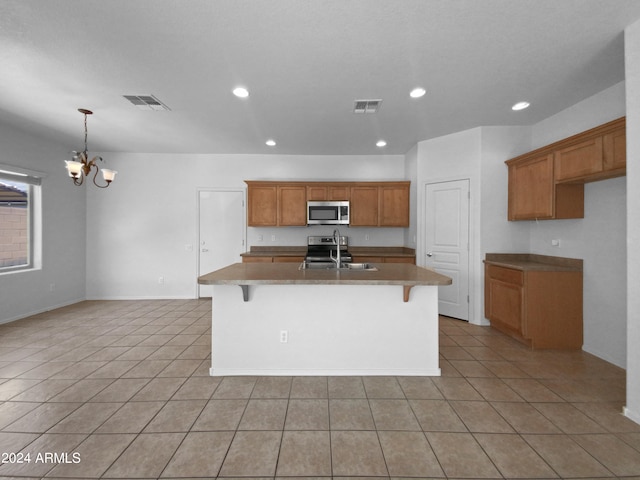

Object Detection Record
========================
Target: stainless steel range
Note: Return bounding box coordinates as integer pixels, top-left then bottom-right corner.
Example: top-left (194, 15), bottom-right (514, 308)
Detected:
top-left (305, 232), bottom-right (352, 268)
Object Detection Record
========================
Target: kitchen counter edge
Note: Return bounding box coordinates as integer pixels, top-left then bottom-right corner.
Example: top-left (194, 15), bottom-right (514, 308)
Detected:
top-left (198, 262), bottom-right (451, 286)
top-left (484, 253), bottom-right (583, 272)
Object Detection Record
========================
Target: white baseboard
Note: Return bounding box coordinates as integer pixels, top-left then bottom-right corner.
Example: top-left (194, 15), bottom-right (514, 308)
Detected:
top-left (0, 297), bottom-right (86, 325)
top-left (623, 406), bottom-right (640, 426)
top-left (84, 295), bottom-right (197, 301)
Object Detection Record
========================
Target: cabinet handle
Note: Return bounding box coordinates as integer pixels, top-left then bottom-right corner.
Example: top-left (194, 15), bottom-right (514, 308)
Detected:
top-left (426, 252), bottom-right (433, 257)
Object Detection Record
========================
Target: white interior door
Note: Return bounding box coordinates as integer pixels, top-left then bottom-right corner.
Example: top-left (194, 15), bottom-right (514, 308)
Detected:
top-left (198, 189), bottom-right (245, 298)
top-left (424, 179), bottom-right (470, 320)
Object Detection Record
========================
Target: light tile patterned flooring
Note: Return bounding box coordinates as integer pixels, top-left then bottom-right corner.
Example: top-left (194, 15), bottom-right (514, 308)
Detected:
top-left (0, 299), bottom-right (639, 479)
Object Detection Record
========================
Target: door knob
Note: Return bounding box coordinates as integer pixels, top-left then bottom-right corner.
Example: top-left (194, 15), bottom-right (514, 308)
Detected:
top-left (426, 252), bottom-right (433, 257)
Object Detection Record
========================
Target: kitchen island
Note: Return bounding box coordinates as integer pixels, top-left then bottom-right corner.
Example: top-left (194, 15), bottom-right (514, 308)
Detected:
top-left (198, 262), bottom-right (451, 376)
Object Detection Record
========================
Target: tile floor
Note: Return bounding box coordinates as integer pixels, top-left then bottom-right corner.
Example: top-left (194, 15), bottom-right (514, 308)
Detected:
top-left (0, 299), bottom-right (639, 479)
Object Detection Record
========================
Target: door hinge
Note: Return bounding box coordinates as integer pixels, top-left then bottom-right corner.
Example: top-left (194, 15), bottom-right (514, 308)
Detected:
top-left (467, 295), bottom-right (470, 303)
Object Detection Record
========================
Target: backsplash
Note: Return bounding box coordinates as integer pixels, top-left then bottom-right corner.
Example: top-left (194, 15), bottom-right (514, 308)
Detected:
top-left (247, 225), bottom-right (407, 248)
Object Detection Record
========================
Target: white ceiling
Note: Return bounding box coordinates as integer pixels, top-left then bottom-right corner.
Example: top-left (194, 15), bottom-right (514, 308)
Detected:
top-left (2, 0), bottom-right (640, 156)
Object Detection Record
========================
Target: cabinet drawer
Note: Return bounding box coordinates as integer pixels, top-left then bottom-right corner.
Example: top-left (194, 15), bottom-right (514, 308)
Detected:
top-left (487, 265), bottom-right (523, 285)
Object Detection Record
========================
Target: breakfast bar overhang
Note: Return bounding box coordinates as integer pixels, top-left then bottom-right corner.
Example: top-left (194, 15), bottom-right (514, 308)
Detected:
top-left (198, 262), bottom-right (452, 377)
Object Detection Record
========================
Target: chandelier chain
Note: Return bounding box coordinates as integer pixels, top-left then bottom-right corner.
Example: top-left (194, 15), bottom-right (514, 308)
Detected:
top-left (83, 113), bottom-right (89, 154)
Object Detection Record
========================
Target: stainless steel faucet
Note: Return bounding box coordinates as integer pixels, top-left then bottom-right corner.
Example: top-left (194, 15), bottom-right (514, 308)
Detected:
top-left (330, 228), bottom-right (341, 268)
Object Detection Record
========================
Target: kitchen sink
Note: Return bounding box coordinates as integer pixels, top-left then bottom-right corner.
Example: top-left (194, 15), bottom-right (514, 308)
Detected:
top-left (299, 261), bottom-right (378, 271)
top-left (344, 263), bottom-right (378, 271)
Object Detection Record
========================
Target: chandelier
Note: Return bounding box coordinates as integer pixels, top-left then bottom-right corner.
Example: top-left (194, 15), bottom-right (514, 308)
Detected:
top-left (64, 109), bottom-right (117, 188)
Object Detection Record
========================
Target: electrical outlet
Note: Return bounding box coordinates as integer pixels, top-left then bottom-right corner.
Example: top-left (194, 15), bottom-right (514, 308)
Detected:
top-left (49, 283), bottom-right (55, 292)
top-left (158, 276), bottom-right (165, 284)
top-left (280, 330), bottom-right (288, 343)
top-left (271, 234), bottom-right (276, 242)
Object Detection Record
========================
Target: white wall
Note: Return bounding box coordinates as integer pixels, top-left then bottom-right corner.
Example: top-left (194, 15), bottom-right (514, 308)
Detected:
top-left (415, 128), bottom-right (482, 323)
top-left (0, 120), bottom-right (86, 323)
top-left (414, 82), bottom-right (628, 368)
top-left (529, 82), bottom-right (627, 367)
top-left (624, 17), bottom-right (640, 424)
top-left (416, 126), bottom-right (532, 325)
top-left (478, 126), bottom-right (532, 323)
top-left (404, 144), bottom-right (418, 250)
top-left (85, 152), bottom-right (406, 299)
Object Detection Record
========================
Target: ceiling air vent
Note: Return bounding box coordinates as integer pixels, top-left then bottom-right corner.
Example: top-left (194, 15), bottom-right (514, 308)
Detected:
top-left (353, 99), bottom-right (382, 114)
top-left (123, 94), bottom-right (170, 111)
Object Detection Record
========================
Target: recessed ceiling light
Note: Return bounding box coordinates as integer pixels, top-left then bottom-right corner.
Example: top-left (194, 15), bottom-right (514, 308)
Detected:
top-left (376, 140), bottom-right (387, 148)
top-left (265, 139), bottom-right (276, 147)
top-left (409, 87), bottom-right (426, 98)
top-left (512, 101), bottom-right (530, 111)
top-left (233, 87), bottom-right (249, 98)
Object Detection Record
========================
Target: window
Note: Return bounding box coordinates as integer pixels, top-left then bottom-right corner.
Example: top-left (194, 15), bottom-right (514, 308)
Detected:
top-left (0, 166), bottom-right (42, 273)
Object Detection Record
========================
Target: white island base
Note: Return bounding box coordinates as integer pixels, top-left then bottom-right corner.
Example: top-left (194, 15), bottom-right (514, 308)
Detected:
top-left (210, 283), bottom-right (441, 377)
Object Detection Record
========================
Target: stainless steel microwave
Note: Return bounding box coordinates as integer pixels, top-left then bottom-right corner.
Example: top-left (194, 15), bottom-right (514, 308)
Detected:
top-left (307, 201), bottom-right (350, 225)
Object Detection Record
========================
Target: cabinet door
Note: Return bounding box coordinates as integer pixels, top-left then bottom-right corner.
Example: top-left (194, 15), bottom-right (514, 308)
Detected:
top-left (306, 186), bottom-right (327, 201)
top-left (328, 185), bottom-right (350, 200)
top-left (278, 186), bottom-right (307, 226)
top-left (508, 154), bottom-right (554, 220)
top-left (350, 186), bottom-right (379, 226)
top-left (247, 185), bottom-right (277, 226)
top-left (486, 275), bottom-right (524, 335)
top-left (379, 185), bottom-right (409, 227)
top-left (603, 128), bottom-right (626, 173)
top-left (554, 137), bottom-right (603, 182)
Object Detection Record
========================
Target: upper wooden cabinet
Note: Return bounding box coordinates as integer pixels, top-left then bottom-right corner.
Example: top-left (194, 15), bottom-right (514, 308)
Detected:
top-left (350, 186), bottom-right (379, 226)
top-left (246, 181), bottom-right (410, 227)
top-left (508, 154), bottom-right (555, 220)
top-left (306, 185), bottom-right (351, 201)
top-left (379, 184), bottom-right (410, 227)
top-left (554, 137), bottom-right (604, 182)
top-left (247, 184), bottom-right (277, 226)
top-left (277, 185), bottom-right (307, 226)
top-left (506, 117), bottom-right (625, 221)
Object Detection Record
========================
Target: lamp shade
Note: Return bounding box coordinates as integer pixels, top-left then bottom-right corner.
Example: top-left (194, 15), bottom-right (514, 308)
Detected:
top-left (65, 160), bottom-right (83, 178)
top-left (101, 169), bottom-right (117, 182)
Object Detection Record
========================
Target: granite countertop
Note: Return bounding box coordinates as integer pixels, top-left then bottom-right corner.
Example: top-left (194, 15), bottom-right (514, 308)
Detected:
top-left (484, 253), bottom-right (583, 272)
top-left (198, 262), bottom-right (451, 286)
top-left (240, 246), bottom-right (415, 258)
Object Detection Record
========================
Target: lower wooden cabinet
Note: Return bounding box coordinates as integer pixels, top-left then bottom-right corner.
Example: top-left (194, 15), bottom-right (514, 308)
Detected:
top-left (484, 263), bottom-right (582, 349)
